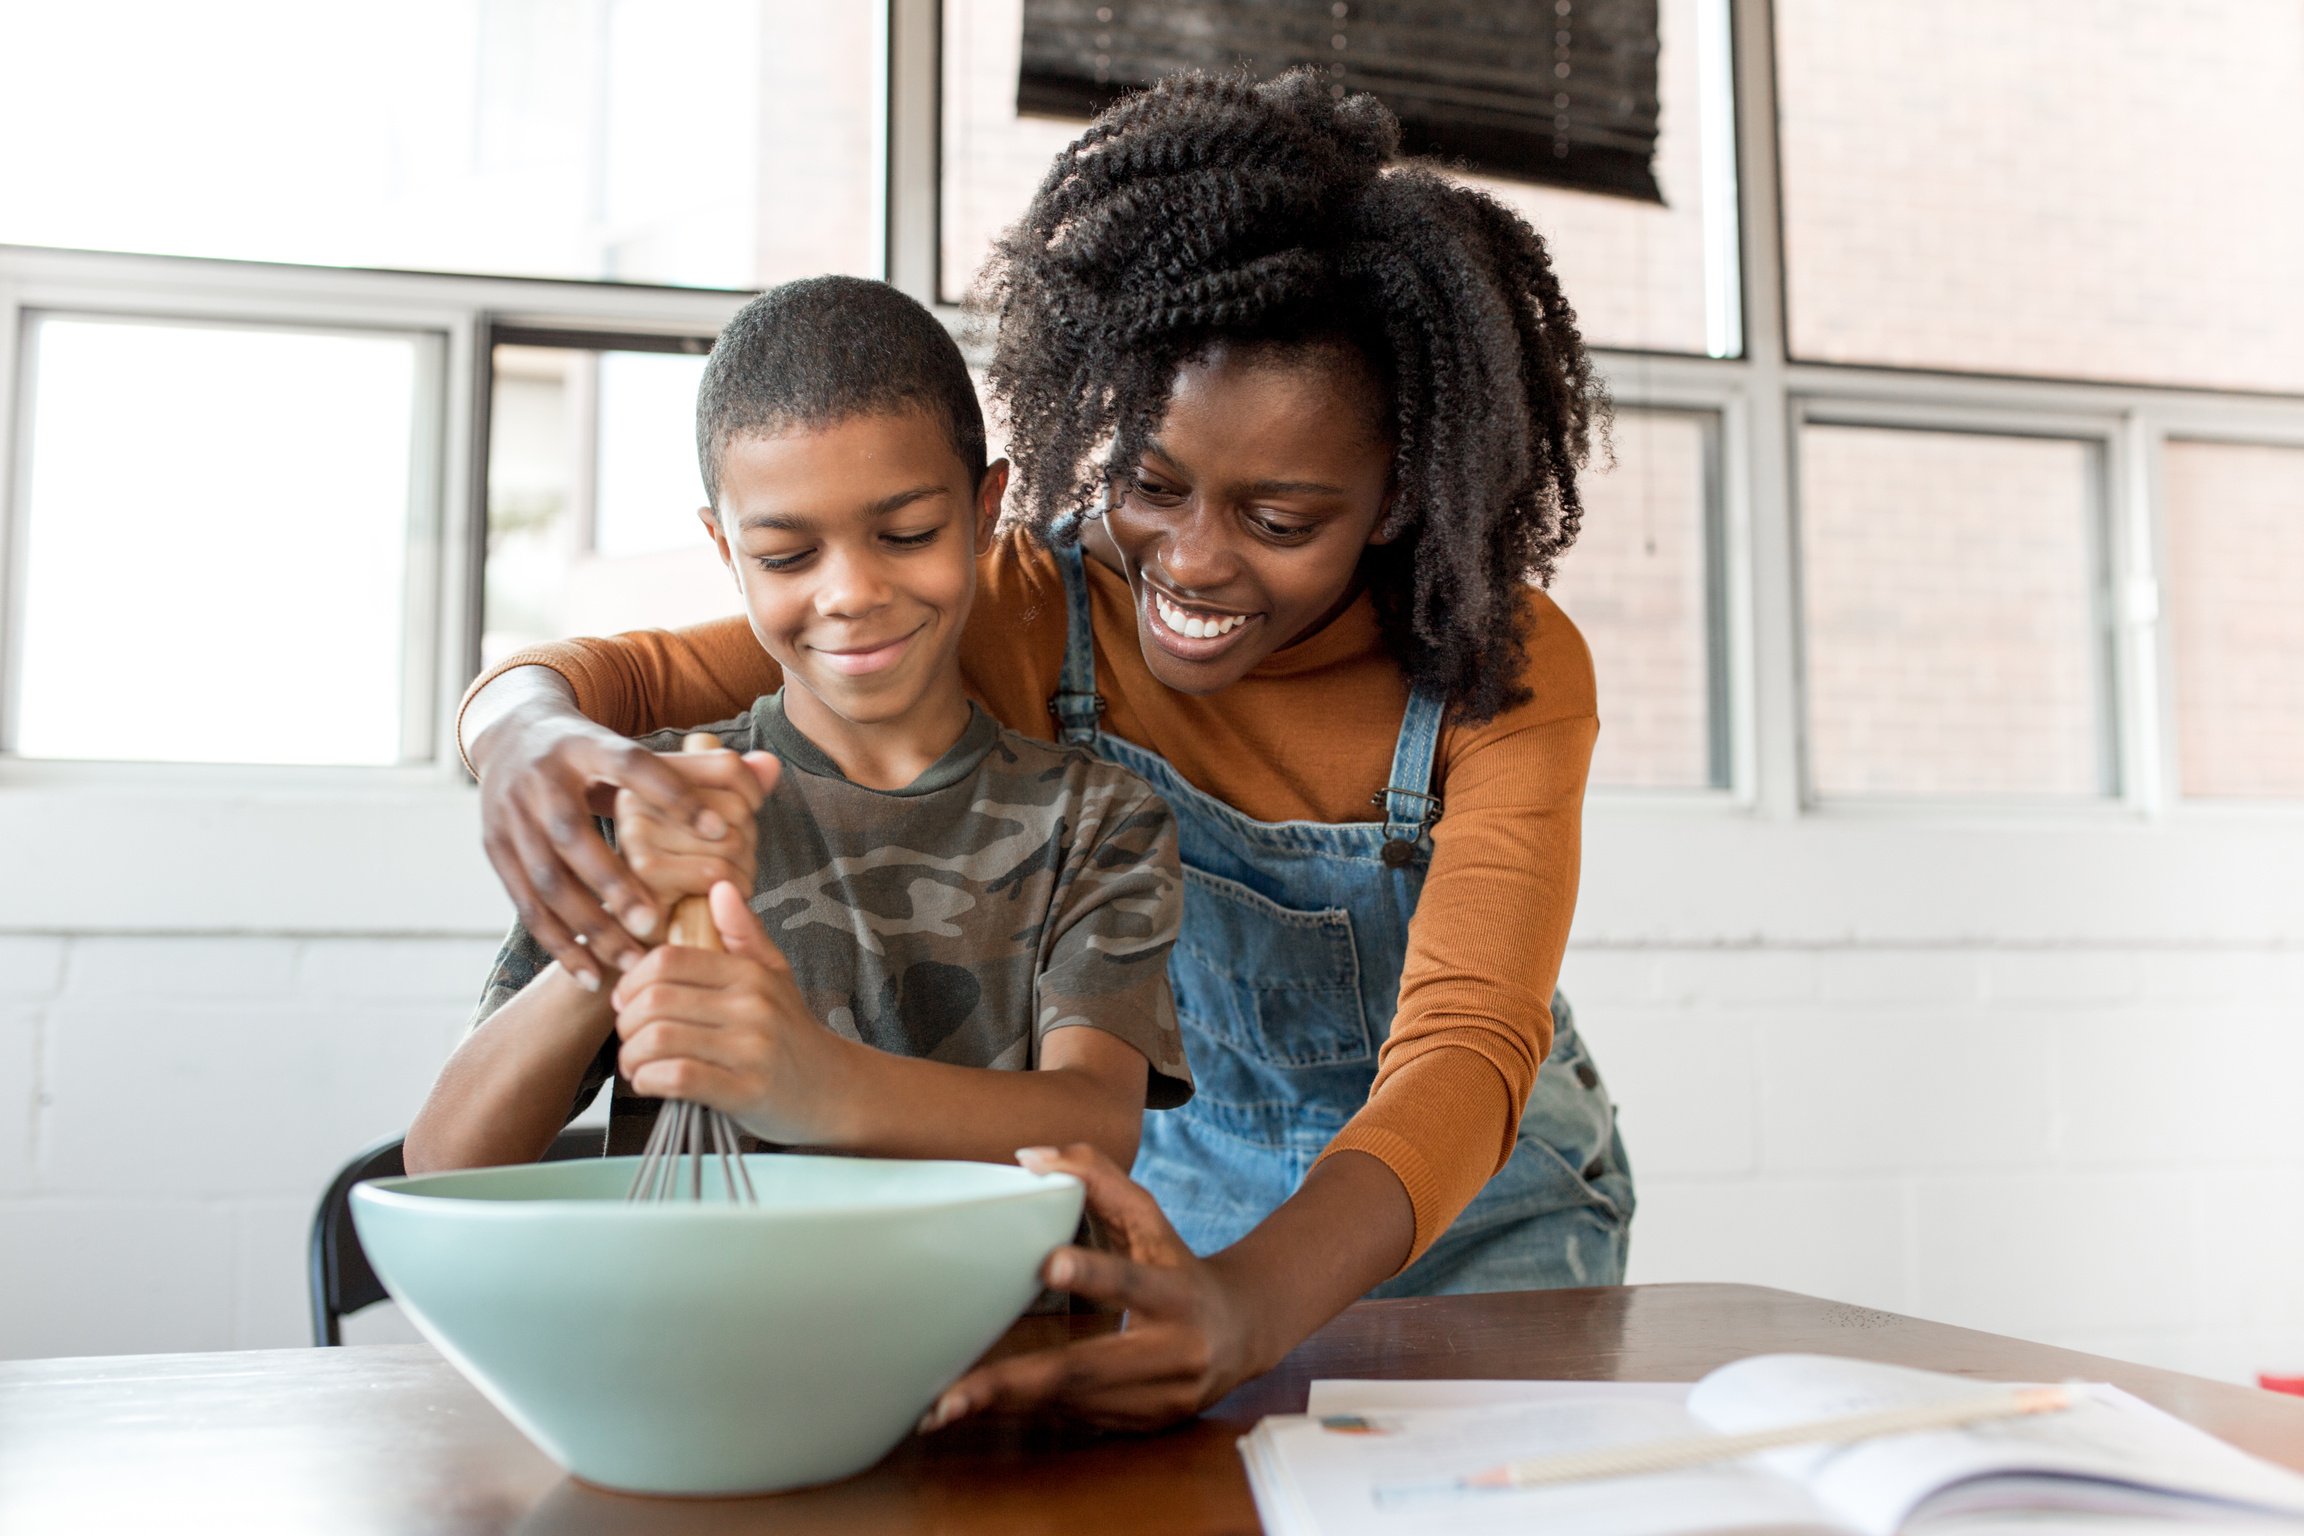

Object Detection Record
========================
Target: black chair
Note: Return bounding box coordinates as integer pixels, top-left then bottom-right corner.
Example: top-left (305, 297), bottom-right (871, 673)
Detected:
top-left (308, 1126), bottom-right (608, 1345)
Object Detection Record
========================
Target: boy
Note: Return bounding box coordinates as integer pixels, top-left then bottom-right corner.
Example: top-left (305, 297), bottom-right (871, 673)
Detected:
top-left (406, 277), bottom-right (1189, 1173)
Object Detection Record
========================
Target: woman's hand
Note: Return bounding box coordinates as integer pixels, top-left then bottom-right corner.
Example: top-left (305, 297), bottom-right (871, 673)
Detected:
top-left (467, 670), bottom-right (774, 989)
top-left (610, 882), bottom-right (846, 1145)
top-left (918, 1144), bottom-right (1269, 1434)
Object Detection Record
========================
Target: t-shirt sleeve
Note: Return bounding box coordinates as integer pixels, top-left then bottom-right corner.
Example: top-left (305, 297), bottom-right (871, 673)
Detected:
top-left (1034, 766), bottom-right (1192, 1109)
top-left (1315, 589), bottom-right (1598, 1266)
top-left (456, 616), bottom-right (776, 772)
top-left (472, 922), bottom-right (619, 1130)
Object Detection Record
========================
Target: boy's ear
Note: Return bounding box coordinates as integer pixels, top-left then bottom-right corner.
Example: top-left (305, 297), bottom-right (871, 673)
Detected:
top-left (697, 505), bottom-right (739, 580)
top-left (972, 460), bottom-right (1009, 555)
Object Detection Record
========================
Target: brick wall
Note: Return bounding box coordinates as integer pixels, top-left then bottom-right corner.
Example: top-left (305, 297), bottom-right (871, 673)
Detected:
top-left (1799, 426), bottom-right (2105, 798)
top-left (1776, 0), bottom-right (2304, 393)
top-left (4, 927), bottom-right (2299, 1381)
top-left (1571, 942), bottom-right (2304, 1381)
top-left (0, 934), bottom-right (495, 1357)
top-left (2164, 440), bottom-right (2304, 799)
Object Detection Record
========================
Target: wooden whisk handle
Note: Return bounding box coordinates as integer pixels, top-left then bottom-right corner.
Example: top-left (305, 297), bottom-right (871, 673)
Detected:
top-left (668, 732), bottom-right (727, 952)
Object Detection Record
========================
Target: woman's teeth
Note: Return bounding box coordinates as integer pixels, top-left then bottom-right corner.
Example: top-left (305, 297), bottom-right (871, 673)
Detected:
top-left (1154, 592), bottom-right (1247, 639)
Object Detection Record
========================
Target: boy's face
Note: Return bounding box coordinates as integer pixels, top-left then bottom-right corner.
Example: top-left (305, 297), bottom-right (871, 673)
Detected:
top-left (701, 409), bottom-right (1002, 737)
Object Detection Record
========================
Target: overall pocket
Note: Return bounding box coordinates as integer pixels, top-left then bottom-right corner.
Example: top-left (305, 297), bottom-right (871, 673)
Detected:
top-left (1171, 866), bottom-right (1371, 1069)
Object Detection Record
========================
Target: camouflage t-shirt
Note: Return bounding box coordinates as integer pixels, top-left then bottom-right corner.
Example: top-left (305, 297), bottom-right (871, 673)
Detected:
top-left (474, 691), bottom-right (1191, 1146)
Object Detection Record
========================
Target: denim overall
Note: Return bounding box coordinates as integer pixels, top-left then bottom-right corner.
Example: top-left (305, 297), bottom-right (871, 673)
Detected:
top-left (1051, 543), bottom-right (1634, 1294)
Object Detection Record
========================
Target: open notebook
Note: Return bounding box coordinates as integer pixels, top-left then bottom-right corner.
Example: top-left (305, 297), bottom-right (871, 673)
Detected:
top-left (1239, 1354), bottom-right (2304, 1536)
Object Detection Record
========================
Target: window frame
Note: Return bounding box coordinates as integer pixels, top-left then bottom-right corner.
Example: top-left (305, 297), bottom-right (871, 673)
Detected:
top-left (4, 0), bottom-right (2304, 943)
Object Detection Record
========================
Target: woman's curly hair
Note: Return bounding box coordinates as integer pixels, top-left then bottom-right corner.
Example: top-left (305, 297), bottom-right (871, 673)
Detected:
top-left (975, 67), bottom-right (1607, 723)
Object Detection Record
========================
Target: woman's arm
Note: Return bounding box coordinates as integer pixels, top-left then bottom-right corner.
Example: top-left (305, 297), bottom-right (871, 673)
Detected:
top-left (928, 594), bottom-right (1598, 1430)
top-left (922, 1143), bottom-right (1413, 1432)
top-left (459, 620), bottom-right (777, 986)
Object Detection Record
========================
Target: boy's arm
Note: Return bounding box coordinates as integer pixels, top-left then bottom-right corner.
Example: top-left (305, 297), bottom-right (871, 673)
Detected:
top-left (610, 892), bottom-right (1156, 1168)
top-left (404, 941), bottom-right (617, 1173)
top-left (613, 788), bottom-right (1186, 1170)
top-left (810, 769), bottom-right (1187, 1164)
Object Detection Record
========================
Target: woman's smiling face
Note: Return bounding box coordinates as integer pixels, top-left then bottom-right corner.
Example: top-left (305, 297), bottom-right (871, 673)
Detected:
top-left (1093, 339), bottom-right (1396, 696)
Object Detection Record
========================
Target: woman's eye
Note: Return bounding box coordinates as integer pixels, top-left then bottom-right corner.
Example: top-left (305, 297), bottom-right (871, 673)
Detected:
top-left (1250, 513), bottom-right (1314, 539)
top-left (1131, 475), bottom-right (1181, 501)
top-left (884, 527), bottom-right (941, 549)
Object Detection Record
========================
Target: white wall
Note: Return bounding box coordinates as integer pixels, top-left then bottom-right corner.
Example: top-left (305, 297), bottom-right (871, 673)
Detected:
top-left (1, 792), bottom-right (2300, 1380)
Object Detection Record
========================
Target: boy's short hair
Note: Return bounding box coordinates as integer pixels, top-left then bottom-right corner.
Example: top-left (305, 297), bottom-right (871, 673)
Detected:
top-left (696, 276), bottom-right (988, 506)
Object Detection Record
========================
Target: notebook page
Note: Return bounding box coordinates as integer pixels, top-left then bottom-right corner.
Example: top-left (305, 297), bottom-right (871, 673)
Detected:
top-left (1242, 1397), bottom-right (1842, 1536)
top-left (1686, 1356), bottom-right (2304, 1536)
top-left (1306, 1379), bottom-right (1690, 1414)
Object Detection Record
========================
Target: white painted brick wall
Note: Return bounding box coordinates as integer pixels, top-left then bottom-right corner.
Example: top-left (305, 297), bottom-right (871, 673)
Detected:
top-left (1565, 945), bottom-right (2304, 1385)
top-left (0, 934), bottom-right (497, 1359)
top-left (2, 934), bottom-right (2298, 1386)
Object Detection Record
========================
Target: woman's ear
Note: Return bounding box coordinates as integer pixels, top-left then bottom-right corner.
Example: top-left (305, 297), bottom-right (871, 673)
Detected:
top-left (1365, 483), bottom-right (1402, 547)
top-left (973, 460), bottom-right (1010, 554)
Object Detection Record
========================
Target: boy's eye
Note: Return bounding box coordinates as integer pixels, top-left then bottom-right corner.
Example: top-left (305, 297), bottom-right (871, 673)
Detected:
top-left (883, 527), bottom-right (941, 549)
top-left (751, 549), bottom-right (812, 572)
top-left (1130, 473), bottom-right (1182, 502)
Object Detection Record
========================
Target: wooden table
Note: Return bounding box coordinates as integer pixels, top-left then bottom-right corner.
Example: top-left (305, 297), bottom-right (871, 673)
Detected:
top-left (5, 1284), bottom-right (2301, 1533)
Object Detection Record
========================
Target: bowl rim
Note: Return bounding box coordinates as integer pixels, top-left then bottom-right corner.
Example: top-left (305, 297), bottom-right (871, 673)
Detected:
top-left (349, 1153), bottom-right (1084, 1225)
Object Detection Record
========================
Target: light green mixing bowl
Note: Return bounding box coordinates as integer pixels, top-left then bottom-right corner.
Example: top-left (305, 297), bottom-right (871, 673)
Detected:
top-left (349, 1154), bottom-right (1083, 1496)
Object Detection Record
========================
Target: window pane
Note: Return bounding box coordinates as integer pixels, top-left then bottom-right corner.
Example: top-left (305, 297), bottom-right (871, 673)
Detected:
top-left (0, 1), bottom-right (877, 289)
top-left (1553, 408), bottom-right (1720, 789)
top-left (2164, 440), bottom-right (2304, 799)
top-left (13, 317), bottom-right (426, 765)
top-left (940, 0), bottom-right (1736, 356)
top-left (1777, 0), bottom-right (2304, 392)
top-left (482, 345), bottom-right (729, 675)
top-left (1799, 425), bottom-right (2110, 799)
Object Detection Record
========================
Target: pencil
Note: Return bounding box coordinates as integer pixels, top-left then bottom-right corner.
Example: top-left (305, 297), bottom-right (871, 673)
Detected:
top-left (1460, 1384), bottom-right (2075, 1491)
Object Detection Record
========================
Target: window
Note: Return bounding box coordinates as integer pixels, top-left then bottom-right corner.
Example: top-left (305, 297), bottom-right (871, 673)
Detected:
top-left (939, 0), bottom-right (1739, 356)
top-left (1553, 407), bottom-right (1724, 789)
top-left (7, 314), bottom-right (437, 766)
top-left (481, 336), bottom-right (728, 676)
top-left (1775, 0), bottom-right (2304, 392)
top-left (0, 1), bottom-right (881, 291)
top-left (1796, 423), bottom-right (2112, 801)
top-left (2163, 440), bottom-right (2304, 800)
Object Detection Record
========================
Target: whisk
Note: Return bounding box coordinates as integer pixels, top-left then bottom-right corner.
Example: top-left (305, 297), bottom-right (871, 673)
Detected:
top-left (626, 732), bottom-right (760, 1206)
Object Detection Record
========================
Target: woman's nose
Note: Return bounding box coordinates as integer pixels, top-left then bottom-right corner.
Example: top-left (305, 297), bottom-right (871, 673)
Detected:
top-left (1155, 502), bottom-right (1237, 593)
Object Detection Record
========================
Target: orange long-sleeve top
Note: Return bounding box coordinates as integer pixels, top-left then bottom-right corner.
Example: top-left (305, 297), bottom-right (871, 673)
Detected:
top-left (466, 527), bottom-right (1598, 1264)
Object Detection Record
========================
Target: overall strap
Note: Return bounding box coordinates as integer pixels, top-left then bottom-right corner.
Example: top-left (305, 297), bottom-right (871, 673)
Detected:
top-left (1376, 682), bottom-right (1448, 858)
top-left (1048, 532), bottom-right (1104, 745)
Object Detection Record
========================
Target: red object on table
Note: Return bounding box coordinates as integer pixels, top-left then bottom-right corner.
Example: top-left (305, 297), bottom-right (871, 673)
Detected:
top-left (2262, 1374), bottom-right (2304, 1397)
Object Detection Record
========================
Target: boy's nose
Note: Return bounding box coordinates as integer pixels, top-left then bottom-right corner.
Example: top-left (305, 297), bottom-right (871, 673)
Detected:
top-left (813, 551), bottom-right (894, 616)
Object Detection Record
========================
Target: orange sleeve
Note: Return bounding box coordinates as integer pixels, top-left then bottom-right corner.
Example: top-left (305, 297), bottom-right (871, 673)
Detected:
top-left (1316, 592), bottom-right (1598, 1265)
top-left (456, 616), bottom-right (779, 769)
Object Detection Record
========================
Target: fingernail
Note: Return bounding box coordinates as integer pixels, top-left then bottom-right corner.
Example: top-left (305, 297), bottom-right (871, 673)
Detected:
top-left (1048, 1253), bottom-right (1075, 1287)
top-left (920, 1393), bottom-right (962, 1432)
top-left (1015, 1145), bottom-right (1059, 1170)
top-left (624, 906), bottom-right (658, 939)
top-left (696, 810), bottom-right (728, 839)
top-left (572, 968), bottom-right (601, 993)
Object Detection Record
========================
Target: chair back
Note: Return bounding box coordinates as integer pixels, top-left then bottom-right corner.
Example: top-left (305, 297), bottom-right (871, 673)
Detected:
top-left (308, 1127), bottom-right (607, 1345)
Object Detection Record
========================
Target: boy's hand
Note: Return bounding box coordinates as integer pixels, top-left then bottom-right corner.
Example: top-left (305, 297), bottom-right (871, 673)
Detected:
top-left (610, 882), bottom-right (850, 1146)
top-left (613, 750), bottom-right (780, 914)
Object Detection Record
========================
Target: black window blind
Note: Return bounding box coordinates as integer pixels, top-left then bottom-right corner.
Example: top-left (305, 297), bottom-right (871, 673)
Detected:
top-left (1016, 0), bottom-right (1663, 204)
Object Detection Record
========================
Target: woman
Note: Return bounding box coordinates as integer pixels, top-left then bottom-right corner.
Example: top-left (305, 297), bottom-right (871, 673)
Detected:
top-left (458, 70), bottom-right (1632, 1429)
